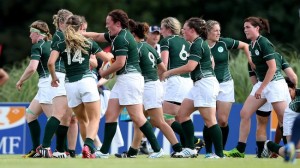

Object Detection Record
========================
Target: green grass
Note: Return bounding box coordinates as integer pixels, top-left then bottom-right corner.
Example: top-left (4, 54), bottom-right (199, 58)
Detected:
top-left (0, 155), bottom-right (298, 168)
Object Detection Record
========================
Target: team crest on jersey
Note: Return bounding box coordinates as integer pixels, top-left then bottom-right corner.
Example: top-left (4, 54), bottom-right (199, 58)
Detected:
top-left (255, 49), bottom-right (259, 55)
top-left (218, 47), bottom-right (224, 53)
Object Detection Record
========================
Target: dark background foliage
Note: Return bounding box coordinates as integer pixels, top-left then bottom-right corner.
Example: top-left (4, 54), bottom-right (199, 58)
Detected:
top-left (1, 0), bottom-right (300, 65)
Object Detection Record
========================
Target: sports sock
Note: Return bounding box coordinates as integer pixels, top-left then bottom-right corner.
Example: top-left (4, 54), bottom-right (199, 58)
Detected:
top-left (203, 125), bottom-right (212, 153)
top-left (100, 122), bottom-right (117, 154)
top-left (28, 119), bottom-right (41, 149)
top-left (64, 135), bottom-right (68, 152)
top-left (220, 125), bottom-right (229, 149)
top-left (127, 146), bottom-right (138, 156)
top-left (56, 125), bottom-right (68, 152)
top-left (42, 116), bottom-right (60, 148)
top-left (208, 124), bottom-right (223, 157)
top-left (256, 141), bottom-right (265, 158)
top-left (171, 121), bottom-right (186, 147)
top-left (280, 126), bottom-right (287, 144)
top-left (140, 121), bottom-right (160, 152)
top-left (193, 136), bottom-right (200, 143)
top-left (236, 142), bottom-right (246, 153)
top-left (68, 149), bottom-right (76, 157)
top-left (291, 115), bottom-right (300, 145)
top-left (181, 119), bottom-right (195, 149)
top-left (172, 143), bottom-right (182, 152)
top-left (267, 141), bottom-right (281, 154)
top-left (84, 138), bottom-right (95, 153)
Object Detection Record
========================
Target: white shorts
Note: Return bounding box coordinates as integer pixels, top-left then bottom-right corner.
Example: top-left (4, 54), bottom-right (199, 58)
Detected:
top-left (143, 80), bottom-right (163, 110)
top-left (283, 107), bottom-right (299, 136)
top-left (164, 76), bottom-right (193, 103)
top-left (100, 90), bottom-right (110, 118)
top-left (217, 80), bottom-right (235, 102)
top-left (50, 72), bottom-right (67, 98)
top-left (65, 77), bottom-right (100, 108)
top-left (258, 102), bottom-right (273, 112)
top-left (250, 79), bottom-right (290, 103)
top-left (34, 77), bottom-right (52, 104)
top-left (161, 80), bottom-right (167, 95)
top-left (110, 73), bottom-right (144, 105)
top-left (186, 77), bottom-right (219, 107)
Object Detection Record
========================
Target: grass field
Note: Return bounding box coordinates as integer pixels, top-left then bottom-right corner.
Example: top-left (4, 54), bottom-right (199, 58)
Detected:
top-left (0, 155), bottom-right (298, 168)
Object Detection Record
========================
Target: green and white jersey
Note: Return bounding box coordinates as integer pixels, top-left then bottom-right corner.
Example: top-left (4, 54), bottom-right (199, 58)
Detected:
top-left (160, 35), bottom-right (190, 78)
top-left (289, 89), bottom-right (300, 113)
top-left (52, 39), bottom-right (102, 82)
top-left (211, 37), bottom-right (239, 83)
top-left (250, 35), bottom-right (283, 82)
top-left (52, 29), bottom-right (66, 73)
top-left (137, 41), bottom-right (162, 83)
top-left (248, 52), bottom-right (289, 77)
top-left (276, 53), bottom-right (290, 70)
top-left (188, 37), bottom-right (215, 81)
top-left (30, 39), bottom-right (51, 78)
top-left (104, 29), bottom-right (141, 75)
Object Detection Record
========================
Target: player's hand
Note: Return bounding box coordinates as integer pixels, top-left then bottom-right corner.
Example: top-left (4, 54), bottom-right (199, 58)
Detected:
top-left (161, 71), bottom-right (170, 81)
top-left (255, 88), bottom-right (263, 99)
top-left (51, 76), bottom-right (60, 87)
top-left (16, 81), bottom-right (23, 91)
top-left (249, 61), bottom-right (256, 70)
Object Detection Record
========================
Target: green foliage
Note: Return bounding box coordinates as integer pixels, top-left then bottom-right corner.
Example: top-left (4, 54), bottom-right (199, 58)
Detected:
top-left (0, 58), bottom-right (38, 102)
top-left (230, 51), bottom-right (253, 103)
top-left (1, 0), bottom-right (299, 66)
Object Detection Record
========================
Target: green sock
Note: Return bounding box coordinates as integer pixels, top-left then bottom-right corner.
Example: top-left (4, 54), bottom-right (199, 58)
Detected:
top-left (172, 143), bottom-right (182, 152)
top-left (68, 149), bottom-right (76, 157)
top-left (203, 125), bottom-right (212, 153)
top-left (171, 121), bottom-right (186, 147)
top-left (56, 125), bottom-right (68, 152)
top-left (267, 141), bottom-right (281, 154)
top-left (127, 146), bottom-right (138, 156)
top-left (236, 142), bottom-right (246, 153)
top-left (193, 136), bottom-right (199, 144)
top-left (84, 138), bottom-right (95, 153)
top-left (42, 117), bottom-right (60, 148)
top-left (256, 141), bottom-right (265, 158)
top-left (28, 120), bottom-right (41, 149)
top-left (140, 121), bottom-right (160, 152)
top-left (100, 122), bottom-right (117, 154)
top-left (64, 135), bottom-right (68, 152)
top-left (220, 125), bottom-right (229, 149)
top-left (181, 119), bottom-right (195, 149)
top-left (208, 124), bottom-right (223, 157)
top-left (280, 127), bottom-right (287, 144)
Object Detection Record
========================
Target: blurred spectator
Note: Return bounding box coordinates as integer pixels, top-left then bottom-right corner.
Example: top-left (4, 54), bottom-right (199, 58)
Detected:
top-left (146, 25), bottom-right (161, 54)
top-left (0, 44), bottom-right (9, 86)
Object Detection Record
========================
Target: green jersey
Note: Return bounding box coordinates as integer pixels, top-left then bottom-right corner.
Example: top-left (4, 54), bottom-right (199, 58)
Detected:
top-left (211, 37), bottom-right (239, 83)
top-left (52, 29), bottom-right (66, 73)
top-left (250, 35), bottom-right (283, 82)
top-left (104, 29), bottom-right (141, 75)
top-left (289, 89), bottom-right (300, 113)
top-left (248, 52), bottom-right (289, 77)
top-left (52, 39), bottom-right (102, 82)
top-left (30, 39), bottom-right (51, 78)
top-left (160, 35), bottom-right (190, 78)
top-left (137, 41), bottom-right (162, 82)
top-left (188, 37), bottom-right (215, 81)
